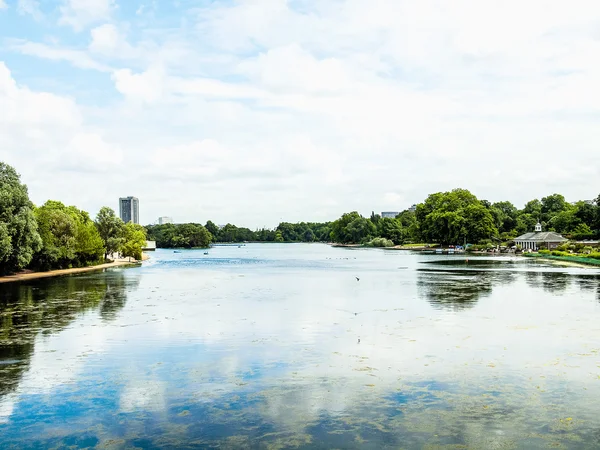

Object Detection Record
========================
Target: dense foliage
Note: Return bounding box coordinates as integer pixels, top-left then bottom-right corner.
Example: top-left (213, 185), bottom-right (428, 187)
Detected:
top-left (32, 201), bottom-right (104, 270)
top-left (146, 221), bottom-right (332, 247)
top-left (328, 189), bottom-right (600, 245)
top-left (0, 162), bottom-right (147, 275)
top-left (0, 163), bottom-right (42, 274)
top-left (145, 223), bottom-right (212, 248)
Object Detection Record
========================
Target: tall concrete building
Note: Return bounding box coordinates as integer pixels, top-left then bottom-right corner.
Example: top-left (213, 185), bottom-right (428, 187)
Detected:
top-left (158, 216), bottom-right (173, 225)
top-left (119, 196), bottom-right (139, 224)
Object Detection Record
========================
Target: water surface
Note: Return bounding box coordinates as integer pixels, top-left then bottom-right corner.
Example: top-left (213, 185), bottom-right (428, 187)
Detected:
top-left (1, 244), bottom-right (600, 449)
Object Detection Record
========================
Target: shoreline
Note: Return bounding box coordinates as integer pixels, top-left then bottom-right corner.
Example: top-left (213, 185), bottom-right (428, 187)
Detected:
top-left (523, 253), bottom-right (600, 268)
top-left (0, 256), bottom-right (148, 284)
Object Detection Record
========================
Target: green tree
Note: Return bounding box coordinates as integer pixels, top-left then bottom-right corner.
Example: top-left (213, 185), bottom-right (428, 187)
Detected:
top-left (274, 231), bottom-right (284, 242)
top-left (491, 201), bottom-right (518, 234)
top-left (346, 217), bottom-right (376, 244)
top-left (303, 229), bottom-right (315, 242)
top-left (416, 189), bottom-right (497, 244)
top-left (205, 220), bottom-right (219, 238)
top-left (0, 162), bottom-right (42, 274)
top-left (377, 218), bottom-right (403, 244)
top-left (32, 201), bottom-right (78, 270)
top-left (95, 207), bottom-right (124, 260)
top-left (523, 199), bottom-right (542, 217)
top-left (330, 211), bottom-right (361, 243)
top-left (121, 222), bottom-right (147, 261)
top-left (541, 194), bottom-right (567, 216)
top-left (463, 203), bottom-right (498, 243)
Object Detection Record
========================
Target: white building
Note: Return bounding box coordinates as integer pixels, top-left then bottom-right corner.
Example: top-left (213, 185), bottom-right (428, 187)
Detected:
top-left (381, 211), bottom-right (399, 219)
top-left (514, 222), bottom-right (567, 251)
top-left (158, 216), bottom-right (173, 225)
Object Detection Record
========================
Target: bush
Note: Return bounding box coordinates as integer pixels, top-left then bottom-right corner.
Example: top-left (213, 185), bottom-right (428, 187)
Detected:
top-left (367, 237), bottom-right (394, 248)
top-left (551, 251), bottom-right (570, 257)
top-left (538, 249), bottom-right (550, 255)
top-left (587, 252), bottom-right (600, 260)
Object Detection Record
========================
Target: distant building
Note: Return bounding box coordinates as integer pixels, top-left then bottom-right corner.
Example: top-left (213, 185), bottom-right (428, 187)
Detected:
top-left (514, 222), bottom-right (567, 251)
top-left (381, 211), bottom-right (399, 219)
top-left (119, 196), bottom-right (139, 224)
top-left (142, 241), bottom-right (156, 251)
top-left (408, 204), bottom-right (417, 213)
top-left (158, 216), bottom-right (173, 225)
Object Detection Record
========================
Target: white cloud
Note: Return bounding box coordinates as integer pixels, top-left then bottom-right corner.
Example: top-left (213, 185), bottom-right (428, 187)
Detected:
top-left (17, 0), bottom-right (42, 20)
top-left (0, 0), bottom-right (8, 10)
top-left (61, 132), bottom-right (123, 171)
top-left (9, 40), bottom-right (111, 71)
top-left (2, 0), bottom-right (600, 224)
top-left (89, 23), bottom-right (121, 54)
top-left (59, 0), bottom-right (114, 31)
top-left (112, 66), bottom-right (164, 103)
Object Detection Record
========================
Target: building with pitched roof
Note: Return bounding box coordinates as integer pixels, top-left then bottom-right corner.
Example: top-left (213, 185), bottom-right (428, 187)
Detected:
top-left (514, 222), bottom-right (567, 251)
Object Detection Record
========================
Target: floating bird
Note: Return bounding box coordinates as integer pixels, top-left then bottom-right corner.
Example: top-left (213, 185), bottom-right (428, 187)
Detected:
top-left (357, 338), bottom-right (361, 344)
top-left (355, 276), bottom-right (360, 281)
top-left (337, 309), bottom-right (363, 316)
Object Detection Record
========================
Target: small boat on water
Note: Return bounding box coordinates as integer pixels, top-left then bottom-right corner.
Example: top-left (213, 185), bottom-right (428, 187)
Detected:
top-left (204, 252), bottom-right (209, 255)
top-left (174, 250), bottom-right (182, 253)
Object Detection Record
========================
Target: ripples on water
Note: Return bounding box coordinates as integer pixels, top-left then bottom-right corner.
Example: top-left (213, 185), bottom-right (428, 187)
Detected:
top-left (1, 244), bottom-right (600, 449)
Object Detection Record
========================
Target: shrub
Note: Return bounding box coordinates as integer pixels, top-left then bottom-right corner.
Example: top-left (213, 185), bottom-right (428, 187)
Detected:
top-left (538, 249), bottom-right (550, 255)
top-left (551, 251), bottom-right (570, 257)
top-left (367, 237), bottom-right (395, 248)
top-left (587, 252), bottom-right (600, 260)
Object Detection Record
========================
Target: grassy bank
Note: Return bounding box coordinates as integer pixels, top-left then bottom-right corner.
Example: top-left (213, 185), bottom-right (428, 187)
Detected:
top-left (523, 253), bottom-right (600, 267)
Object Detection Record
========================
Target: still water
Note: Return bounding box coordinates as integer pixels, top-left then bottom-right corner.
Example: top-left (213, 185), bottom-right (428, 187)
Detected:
top-left (1, 244), bottom-right (600, 449)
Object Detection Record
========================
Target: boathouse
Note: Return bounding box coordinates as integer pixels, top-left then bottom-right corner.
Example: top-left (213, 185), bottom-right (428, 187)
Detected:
top-left (514, 222), bottom-right (567, 251)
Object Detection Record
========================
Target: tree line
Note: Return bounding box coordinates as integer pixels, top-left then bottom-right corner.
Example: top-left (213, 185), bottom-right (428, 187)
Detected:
top-left (0, 162), bottom-right (147, 275)
top-left (146, 188), bottom-right (600, 248)
top-left (145, 221), bottom-right (332, 248)
top-left (329, 189), bottom-right (600, 246)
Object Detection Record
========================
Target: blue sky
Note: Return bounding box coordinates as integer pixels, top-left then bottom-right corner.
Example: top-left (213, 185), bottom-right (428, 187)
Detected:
top-left (1, 0), bottom-right (599, 226)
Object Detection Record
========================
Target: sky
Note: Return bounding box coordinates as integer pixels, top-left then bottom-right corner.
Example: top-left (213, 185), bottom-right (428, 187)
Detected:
top-left (1, 0), bottom-right (599, 228)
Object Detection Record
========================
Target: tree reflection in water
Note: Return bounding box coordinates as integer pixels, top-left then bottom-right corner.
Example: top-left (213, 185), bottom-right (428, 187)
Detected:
top-left (0, 270), bottom-right (140, 401)
top-left (417, 269), bottom-right (494, 311)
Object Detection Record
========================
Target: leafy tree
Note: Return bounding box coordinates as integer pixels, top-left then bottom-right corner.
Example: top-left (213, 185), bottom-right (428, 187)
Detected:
top-left (274, 231), bottom-right (284, 242)
top-left (95, 207), bottom-right (124, 259)
top-left (550, 209), bottom-right (578, 233)
top-left (574, 201), bottom-right (596, 230)
top-left (346, 217), bottom-right (376, 244)
top-left (491, 201), bottom-right (518, 234)
top-left (370, 211), bottom-right (381, 225)
top-left (303, 229), bottom-right (315, 242)
top-left (121, 222), bottom-right (147, 261)
top-left (541, 194), bottom-right (567, 216)
top-left (330, 211), bottom-right (361, 243)
top-left (515, 213), bottom-right (538, 234)
top-left (145, 223), bottom-right (211, 248)
top-left (377, 218), bottom-right (403, 244)
top-left (416, 189), bottom-right (497, 244)
top-left (33, 201), bottom-right (78, 270)
top-left (205, 220), bottom-right (219, 238)
top-left (396, 210), bottom-right (418, 242)
top-left (463, 203), bottom-right (498, 243)
top-left (523, 199), bottom-right (542, 217)
top-left (0, 162), bottom-right (42, 274)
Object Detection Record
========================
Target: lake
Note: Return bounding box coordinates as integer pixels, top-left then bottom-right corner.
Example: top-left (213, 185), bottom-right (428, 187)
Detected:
top-left (1, 244), bottom-right (600, 449)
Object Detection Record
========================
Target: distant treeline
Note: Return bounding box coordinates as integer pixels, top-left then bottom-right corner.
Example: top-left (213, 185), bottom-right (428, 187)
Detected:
top-left (147, 188), bottom-right (600, 249)
top-left (146, 221), bottom-right (332, 248)
top-left (0, 162), bottom-right (147, 275)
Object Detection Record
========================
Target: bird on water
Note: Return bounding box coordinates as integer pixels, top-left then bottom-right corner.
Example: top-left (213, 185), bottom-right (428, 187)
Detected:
top-left (355, 276), bottom-right (360, 281)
